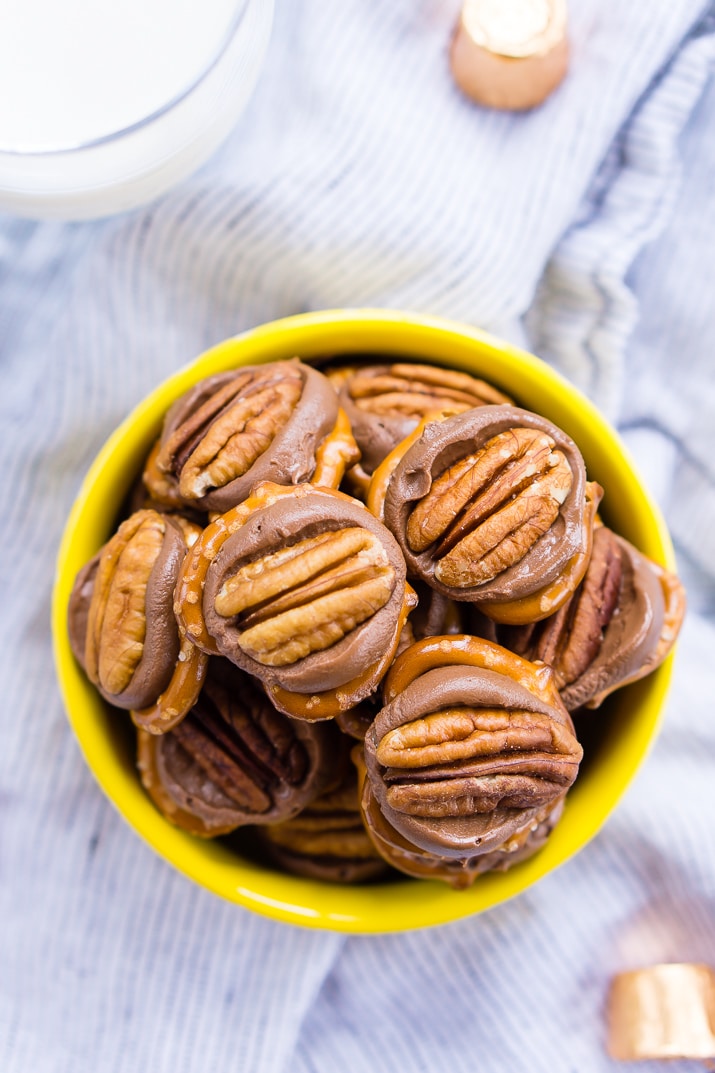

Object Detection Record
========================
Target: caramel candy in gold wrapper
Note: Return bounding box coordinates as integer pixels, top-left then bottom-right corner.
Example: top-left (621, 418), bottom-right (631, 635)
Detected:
top-left (608, 964), bottom-right (715, 1061)
top-left (451, 0), bottom-right (569, 111)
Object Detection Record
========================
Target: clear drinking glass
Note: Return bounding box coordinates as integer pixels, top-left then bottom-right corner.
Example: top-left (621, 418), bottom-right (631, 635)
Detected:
top-left (0, 0), bottom-right (274, 219)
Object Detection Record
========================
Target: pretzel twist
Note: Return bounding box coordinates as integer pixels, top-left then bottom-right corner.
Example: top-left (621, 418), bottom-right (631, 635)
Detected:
top-left (383, 633), bottom-right (560, 708)
top-left (131, 635), bottom-right (209, 734)
top-left (311, 407), bottom-right (360, 489)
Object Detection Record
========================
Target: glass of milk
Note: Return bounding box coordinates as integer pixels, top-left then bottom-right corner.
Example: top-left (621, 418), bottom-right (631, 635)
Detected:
top-left (0, 0), bottom-right (274, 219)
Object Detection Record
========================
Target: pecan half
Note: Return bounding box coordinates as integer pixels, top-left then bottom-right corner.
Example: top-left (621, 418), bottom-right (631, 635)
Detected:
top-left (143, 660), bottom-right (338, 833)
top-left (202, 486), bottom-right (408, 697)
top-left (336, 362), bottom-right (511, 475)
top-left (379, 702), bottom-right (578, 819)
top-left (152, 361), bottom-right (339, 512)
top-left (215, 527), bottom-right (395, 667)
top-left (382, 406), bottom-right (592, 617)
top-left (68, 509), bottom-right (187, 710)
top-left (407, 427), bottom-right (572, 587)
top-left (363, 648), bottom-right (581, 858)
top-left (347, 363), bottom-right (509, 415)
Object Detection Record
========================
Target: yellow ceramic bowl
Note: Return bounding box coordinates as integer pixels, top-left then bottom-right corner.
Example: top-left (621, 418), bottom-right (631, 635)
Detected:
top-left (52, 309), bottom-right (677, 933)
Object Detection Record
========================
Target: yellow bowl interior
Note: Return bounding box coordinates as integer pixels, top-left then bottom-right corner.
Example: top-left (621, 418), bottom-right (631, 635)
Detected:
top-left (52, 309), bottom-right (676, 933)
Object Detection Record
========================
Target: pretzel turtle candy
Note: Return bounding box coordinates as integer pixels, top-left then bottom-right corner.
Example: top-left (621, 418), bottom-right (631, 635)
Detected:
top-left (68, 509), bottom-right (206, 730)
top-left (363, 635), bottom-right (582, 861)
top-left (173, 481), bottom-right (416, 708)
top-left (380, 405), bottom-right (602, 624)
top-left (138, 658), bottom-right (340, 836)
top-left (149, 360), bottom-right (342, 512)
top-left (174, 482), bottom-right (417, 720)
top-left (496, 525), bottom-right (686, 711)
top-left (356, 739), bottom-right (566, 888)
top-left (179, 482), bottom-right (415, 719)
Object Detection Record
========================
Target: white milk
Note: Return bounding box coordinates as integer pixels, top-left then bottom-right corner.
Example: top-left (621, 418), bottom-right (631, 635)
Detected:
top-left (0, 0), bottom-right (273, 217)
top-left (0, 0), bottom-right (243, 149)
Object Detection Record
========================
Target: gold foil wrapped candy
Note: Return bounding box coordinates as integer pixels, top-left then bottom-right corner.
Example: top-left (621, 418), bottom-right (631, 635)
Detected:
top-left (608, 964), bottom-right (715, 1061)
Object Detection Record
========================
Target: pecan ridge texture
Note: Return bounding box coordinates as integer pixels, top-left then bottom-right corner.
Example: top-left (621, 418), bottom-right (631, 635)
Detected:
top-left (145, 660), bottom-right (338, 832)
top-left (153, 361), bottom-right (339, 511)
top-left (382, 405), bottom-right (591, 612)
top-left (364, 657), bottom-right (581, 858)
top-left (68, 509), bottom-right (187, 710)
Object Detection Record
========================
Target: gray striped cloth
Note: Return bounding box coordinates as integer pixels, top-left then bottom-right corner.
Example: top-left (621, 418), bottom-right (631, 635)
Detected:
top-left (2, 2), bottom-right (715, 1071)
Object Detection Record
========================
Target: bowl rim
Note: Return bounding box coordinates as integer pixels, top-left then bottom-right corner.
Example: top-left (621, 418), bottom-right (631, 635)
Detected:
top-left (52, 307), bottom-right (677, 933)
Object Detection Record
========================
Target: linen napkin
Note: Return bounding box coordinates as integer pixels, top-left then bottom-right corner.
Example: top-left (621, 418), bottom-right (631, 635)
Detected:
top-left (2, 2), bottom-right (714, 1071)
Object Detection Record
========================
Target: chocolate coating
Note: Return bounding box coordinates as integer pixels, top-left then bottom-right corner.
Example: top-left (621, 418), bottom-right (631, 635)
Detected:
top-left (68, 514), bottom-right (186, 710)
top-left (364, 662), bottom-right (580, 858)
top-left (203, 490), bottom-right (407, 694)
top-left (382, 406), bottom-right (590, 608)
top-left (158, 361), bottom-right (339, 511)
top-left (147, 660), bottom-right (339, 833)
